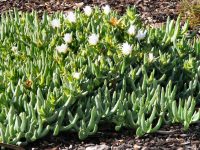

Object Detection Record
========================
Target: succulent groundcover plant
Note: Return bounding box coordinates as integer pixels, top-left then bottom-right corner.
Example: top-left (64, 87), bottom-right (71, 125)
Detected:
top-left (0, 5), bottom-right (200, 145)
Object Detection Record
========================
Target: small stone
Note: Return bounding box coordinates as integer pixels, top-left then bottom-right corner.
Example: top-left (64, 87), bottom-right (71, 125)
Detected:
top-left (69, 145), bottom-right (73, 149)
top-left (180, 134), bottom-right (188, 137)
top-left (86, 144), bottom-right (110, 150)
top-left (134, 144), bottom-right (141, 150)
top-left (141, 147), bottom-right (148, 150)
top-left (118, 139), bottom-right (124, 143)
top-left (85, 144), bottom-right (95, 147)
top-left (127, 139), bottom-right (134, 145)
top-left (125, 144), bottom-right (132, 148)
top-left (143, 7), bottom-right (149, 11)
top-left (166, 137), bottom-right (172, 142)
top-left (78, 147), bottom-right (85, 150)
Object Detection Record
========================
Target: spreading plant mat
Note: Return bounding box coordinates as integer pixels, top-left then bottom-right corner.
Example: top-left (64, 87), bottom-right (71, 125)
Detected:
top-left (0, 3), bottom-right (200, 150)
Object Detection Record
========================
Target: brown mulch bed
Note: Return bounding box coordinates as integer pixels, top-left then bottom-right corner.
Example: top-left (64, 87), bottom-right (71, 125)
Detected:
top-left (23, 123), bottom-right (200, 150)
top-left (0, 0), bottom-right (180, 27)
top-left (1, 0), bottom-right (200, 150)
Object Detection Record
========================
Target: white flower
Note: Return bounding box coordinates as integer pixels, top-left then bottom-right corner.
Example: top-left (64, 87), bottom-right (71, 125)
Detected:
top-left (88, 34), bottom-right (99, 45)
top-left (51, 19), bottom-right (60, 28)
top-left (11, 46), bottom-right (17, 52)
top-left (136, 29), bottom-right (147, 40)
top-left (102, 5), bottom-right (111, 15)
top-left (73, 72), bottom-right (81, 79)
top-left (66, 12), bottom-right (76, 23)
top-left (127, 25), bottom-right (136, 35)
top-left (121, 42), bottom-right (132, 55)
top-left (149, 53), bottom-right (154, 62)
top-left (98, 55), bottom-right (102, 62)
top-left (64, 33), bottom-right (72, 43)
top-left (56, 44), bottom-right (68, 53)
top-left (83, 6), bottom-right (92, 16)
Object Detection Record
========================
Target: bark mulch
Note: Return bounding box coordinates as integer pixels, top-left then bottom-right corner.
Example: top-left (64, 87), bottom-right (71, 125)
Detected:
top-left (0, 0), bottom-right (180, 27)
top-left (24, 123), bottom-right (200, 150)
top-left (1, 0), bottom-right (200, 150)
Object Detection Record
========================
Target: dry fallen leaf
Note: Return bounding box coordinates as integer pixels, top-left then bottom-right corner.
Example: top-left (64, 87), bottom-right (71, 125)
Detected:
top-left (74, 2), bottom-right (84, 8)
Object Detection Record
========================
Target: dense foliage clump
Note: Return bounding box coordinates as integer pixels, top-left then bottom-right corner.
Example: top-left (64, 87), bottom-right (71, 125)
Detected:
top-left (179, 0), bottom-right (200, 28)
top-left (0, 6), bottom-right (200, 145)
